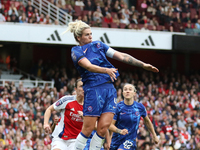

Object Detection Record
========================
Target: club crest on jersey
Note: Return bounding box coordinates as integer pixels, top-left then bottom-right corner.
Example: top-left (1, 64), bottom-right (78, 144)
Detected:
top-left (71, 51), bottom-right (76, 61)
top-left (97, 43), bottom-right (100, 48)
top-left (135, 111), bottom-right (139, 116)
top-left (56, 100), bottom-right (63, 106)
top-left (87, 106), bottom-right (93, 112)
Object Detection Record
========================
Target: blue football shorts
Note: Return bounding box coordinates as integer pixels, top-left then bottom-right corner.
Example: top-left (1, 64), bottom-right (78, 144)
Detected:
top-left (83, 83), bottom-right (117, 116)
top-left (117, 139), bottom-right (136, 150)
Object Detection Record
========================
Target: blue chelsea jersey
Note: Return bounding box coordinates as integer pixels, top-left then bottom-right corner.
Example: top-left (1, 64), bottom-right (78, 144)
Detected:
top-left (71, 41), bottom-right (119, 89)
top-left (110, 101), bottom-right (147, 149)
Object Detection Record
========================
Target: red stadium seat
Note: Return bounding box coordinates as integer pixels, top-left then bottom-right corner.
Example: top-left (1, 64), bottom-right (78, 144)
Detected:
top-left (110, 22), bottom-right (119, 28)
top-left (181, 12), bottom-right (187, 19)
top-left (138, 24), bottom-right (144, 29)
top-left (74, 6), bottom-right (82, 17)
top-left (102, 22), bottom-right (109, 28)
top-left (156, 25), bottom-right (163, 31)
top-left (119, 23), bottom-right (127, 29)
top-left (190, 8), bottom-right (197, 19)
top-left (147, 25), bottom-right (153, 30)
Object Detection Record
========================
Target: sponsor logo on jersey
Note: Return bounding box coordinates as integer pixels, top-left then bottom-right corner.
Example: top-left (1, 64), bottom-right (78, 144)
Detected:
top-left (70, 108), bottom-right (75, 111)
top-left (83, 48), bottom-right (88, 53)
top-left (97, 43), bottom-right (101, 48)
top-left (120, 112), bottom-right (126, 115)
top-left (87, 106), bottom-right (93, 112)
top-left (135, 111), bottom-right (139, 116)
top-left (56, 100), bottom-right (63, 106)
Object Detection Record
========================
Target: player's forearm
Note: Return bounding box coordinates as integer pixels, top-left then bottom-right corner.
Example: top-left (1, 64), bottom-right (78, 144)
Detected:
top-left (44, 107), bottom-right (52, 125)
top-left (109, 124), bottom-right (121, 134)
top-left (121, 53), bottom-right (145, 67)
top-left (86, 64), bottom-right (107, 74)
top-left (144, 117), bottom-right (157, 137)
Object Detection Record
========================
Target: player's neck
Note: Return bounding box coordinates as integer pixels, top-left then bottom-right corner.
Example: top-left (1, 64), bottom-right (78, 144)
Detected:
top-left (124, 99), bottom-right (134, 105)
top-left (77, 96), bottom-right (84, 105)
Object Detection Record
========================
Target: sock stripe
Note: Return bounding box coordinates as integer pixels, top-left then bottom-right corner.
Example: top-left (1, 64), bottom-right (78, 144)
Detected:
top-left (80, 132), bottom-right (89, 139)
top-left (96, 132), bottom-right (104, 139)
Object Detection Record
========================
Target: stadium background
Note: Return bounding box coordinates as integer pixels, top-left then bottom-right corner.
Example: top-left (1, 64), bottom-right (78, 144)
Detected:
top-left (0, 0), bottom-right (200, 149)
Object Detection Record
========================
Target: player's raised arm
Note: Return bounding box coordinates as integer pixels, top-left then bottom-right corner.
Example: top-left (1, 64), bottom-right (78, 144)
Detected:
top-left (43, 105), bottom-right (55, 134)
top-left (106, 48), bottom-right (159, 73)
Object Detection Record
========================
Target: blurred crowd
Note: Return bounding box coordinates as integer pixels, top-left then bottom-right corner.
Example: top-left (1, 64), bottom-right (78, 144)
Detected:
top-left (0, 65), bottom-right (200, 149)
top-left (0, 0), bottom-right (200, 31)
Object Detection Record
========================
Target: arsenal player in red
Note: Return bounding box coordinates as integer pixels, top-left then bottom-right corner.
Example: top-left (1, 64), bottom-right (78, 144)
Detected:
top-left (43, 78), bottom-right (84, 150)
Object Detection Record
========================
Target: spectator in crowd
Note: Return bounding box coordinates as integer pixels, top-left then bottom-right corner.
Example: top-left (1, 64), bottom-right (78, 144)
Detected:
top-left (103, 12), bottom-right (113, 25)
top-left (93, 8), bottom-right (103, 22)
top-left (92, 18), bottom-right (102, 27)
top-left (182, 12), bottom-right (191, 23)
top-left (18, 5), bottom-right (25, 17)
top-left (8, 3), bottom-right (18, 16)
top-left (150, 17), bottom-right (159, 26)
top-left (75, 0), bottom-right (85, 11)
top-left (112, 1), bottom-right (121, 13)
top-left (147, 3), bottom-right (157, 15)
top-left (130, 14), bottom-right (138, 24)
top-left (87, 10), bottom-right (93, 23)
top-left (141, 23), bottom-right (149, 31)
top-left (66, 4), bottom-right (75, 16)
top-left (112, 13), bottom-right (120, 25)
top-left (0, 13), bottom-right (5, 22)
top-left (195, 19), bottom-right (200, 29)
top-left (120, 14), bottom-right (129, 25)
top-left (84, 1), bottom-right (94, 11)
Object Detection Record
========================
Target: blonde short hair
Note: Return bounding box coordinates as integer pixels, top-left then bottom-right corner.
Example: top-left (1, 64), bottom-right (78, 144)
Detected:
top-left (123, 83), bottom-right (137, 92)
top-left (63, 20), bottom-right (90, 42)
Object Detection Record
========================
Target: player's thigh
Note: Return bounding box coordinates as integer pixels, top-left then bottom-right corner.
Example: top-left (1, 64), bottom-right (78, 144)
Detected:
top-left (51, 138), bottom-right (67, 150)
top-left (66, 139), bottom-right (76, 150)
top-left (82, 116), bottom-right (98, 136)
top-left (97, 112), bottom-right (114, 129)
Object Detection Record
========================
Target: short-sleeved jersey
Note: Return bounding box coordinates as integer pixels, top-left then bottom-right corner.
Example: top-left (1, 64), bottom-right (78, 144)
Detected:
top-left (110, 101), bottom-right (147, 149)
top-left (71, 41), bottom-right (119, 89)
top-left (52, 95), bottom-right (83, 140)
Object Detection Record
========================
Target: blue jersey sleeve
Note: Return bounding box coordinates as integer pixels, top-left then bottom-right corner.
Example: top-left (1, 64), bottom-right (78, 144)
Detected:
top-left (140, 104), bottom-right (147, 118)
top-left (113, 104), bottom-right (120, 121)
top-left (71, 47), bottom-right (85, 63)
top-left (100, 41), bottom-right (109, 54)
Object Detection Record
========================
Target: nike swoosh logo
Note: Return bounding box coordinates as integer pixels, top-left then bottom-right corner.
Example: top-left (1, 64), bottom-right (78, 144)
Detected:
top-left (83, 48), bottom-right (88, 53)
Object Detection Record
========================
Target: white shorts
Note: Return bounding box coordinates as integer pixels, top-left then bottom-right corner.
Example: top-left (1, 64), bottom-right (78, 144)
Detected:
top-left (51, 137), bottom-right (76, 150)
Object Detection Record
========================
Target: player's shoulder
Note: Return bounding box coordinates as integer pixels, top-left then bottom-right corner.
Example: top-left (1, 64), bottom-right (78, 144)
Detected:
top-left (61, 95), bottom-right (76, 102)
top-left (117, 101), bottom-right (126, 108)
top-left (71, 45), bottom-right (81, 52)
top-left (55, 95), bottom-right (76, 106)
top-left (134, 101), bottom-right (146, 110)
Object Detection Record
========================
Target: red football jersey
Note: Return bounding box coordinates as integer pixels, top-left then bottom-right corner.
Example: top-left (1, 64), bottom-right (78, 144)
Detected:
top-left (52, 95), bottom-right (83, 140)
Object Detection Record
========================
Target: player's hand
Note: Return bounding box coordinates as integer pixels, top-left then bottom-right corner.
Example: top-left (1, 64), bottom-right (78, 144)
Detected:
top-left (142, 64), bottom-right (159, 73)
top-left (152, 135), bottom-right (159, 144)
top-left (44, 124), bottom-right (51, 134)
top-left (105, 68), bottom-right (118, 82)
top-left (77, 111), bottom-right (83, 119)
top-left (120, 129), bottom-right (128, 135)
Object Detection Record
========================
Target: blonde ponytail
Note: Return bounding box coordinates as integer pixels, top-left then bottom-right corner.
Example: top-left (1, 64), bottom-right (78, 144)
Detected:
top-left (62, 20), bottom-right (90, 42)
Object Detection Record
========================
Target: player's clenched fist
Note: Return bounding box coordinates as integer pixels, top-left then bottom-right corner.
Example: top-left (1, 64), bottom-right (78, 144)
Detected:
top-left (44, 124), bottom-right (51, 134)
